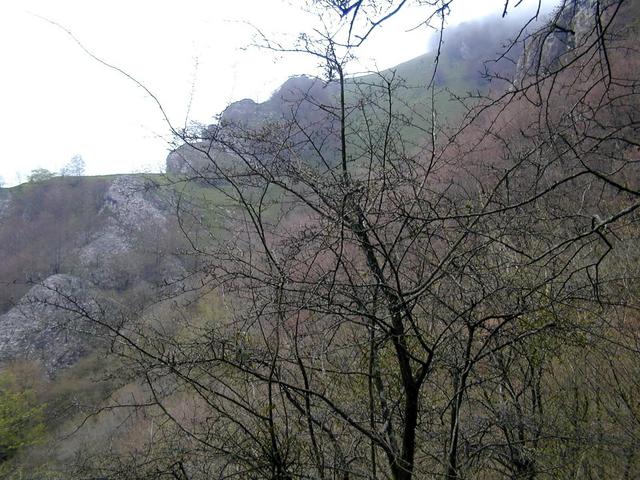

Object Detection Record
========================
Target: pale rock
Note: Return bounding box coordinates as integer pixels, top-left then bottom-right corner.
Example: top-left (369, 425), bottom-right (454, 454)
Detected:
top-left (0, 274), bottom-right (102, 375)
top-left (514, 0), bottom-right (599, 86)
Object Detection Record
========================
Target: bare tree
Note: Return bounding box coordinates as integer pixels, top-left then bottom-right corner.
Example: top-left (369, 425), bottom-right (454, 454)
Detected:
top-left (60, 155), bottom-right (86, 177)
top-left (36, 1), bottom-right (640, 479)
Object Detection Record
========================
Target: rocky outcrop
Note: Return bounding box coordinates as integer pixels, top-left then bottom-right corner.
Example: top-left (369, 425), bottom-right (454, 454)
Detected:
top-left (257, 76), bottom-right (336, 124)
top-left (103, 175), bottom-right (167, 229)
top-left (166, 141), bottom-right (218, 176)
top-left (0, 175), bottom-right (190, 374)
top-left (79, 175), bottom-right (183, 289)
top-left (0, 274), bottom-right (102, 375)
top-left (166, 76), bottom-right (339, 175)
top-left (220, 98), bottom-right (266, 126)
top-left (0, 191), bottom-right (10, 222)
top-left (219, 76), bottom-right (335, 128)
top-left (515, 0), bottom-right (600, 85)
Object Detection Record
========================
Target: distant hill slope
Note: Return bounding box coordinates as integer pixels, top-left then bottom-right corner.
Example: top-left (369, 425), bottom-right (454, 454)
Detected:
top-left (1, 2), bottom-right (639, 478)
top-left (166, 14), bottom-right (530, 175)
top-left (0, 0), bottom-right (608, 376)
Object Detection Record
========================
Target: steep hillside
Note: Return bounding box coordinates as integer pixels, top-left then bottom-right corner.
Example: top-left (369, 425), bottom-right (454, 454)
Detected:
top-left (166, 14), bottom-right (530, 175)
top-left (0, 177), bottom-right (111, 313)
top-left (0, 175), bottom-right (189, 373)
top-left (0, 2), bottom-right (597, 374)
top-left (1, 1), bottom-right (639, 478)
top-left (0, 2), bottom-right (612, 376)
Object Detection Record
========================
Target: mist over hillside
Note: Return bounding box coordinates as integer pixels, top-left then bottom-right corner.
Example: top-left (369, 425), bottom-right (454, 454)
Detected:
top-left (166, 13), bottom-right (535, 178)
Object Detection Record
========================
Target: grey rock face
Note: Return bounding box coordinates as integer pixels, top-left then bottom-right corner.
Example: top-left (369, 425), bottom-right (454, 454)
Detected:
top-left (166, 76), bottom-right (338, 176)
top-left (166, 76), bottom-right (341, 179)
top-left (515, 0), bottom-right (598, 85)
top-left (103, 175), bottom-right (167, 229)
top-left (222, 75), bottom-right (336, 128)
top-left (0, 176), bottom-right (189, 373)
top-left (220, 98), bottom-right (264, 126)
top-left (79, 175), bottom-right (172, 289)
top-left (166, 141), bottom-right (217, 176)
top-left (0, 274), bottom-right (101, 375)
top-left (78, 227), bottom-right (132, 289)
top-left (0, 191), bottom-right (11, 222)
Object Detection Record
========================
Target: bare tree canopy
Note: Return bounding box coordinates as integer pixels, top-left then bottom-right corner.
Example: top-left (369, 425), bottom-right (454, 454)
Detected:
top-left (2, 1), bottom-right (640, 479)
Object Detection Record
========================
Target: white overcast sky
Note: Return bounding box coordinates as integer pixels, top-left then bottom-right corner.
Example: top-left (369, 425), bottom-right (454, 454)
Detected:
top-left (0, 0), bottom-right (554, 186)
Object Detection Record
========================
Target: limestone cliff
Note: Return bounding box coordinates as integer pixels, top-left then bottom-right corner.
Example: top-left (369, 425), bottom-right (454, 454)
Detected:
top-left (0, 175), bottom-right (186, 374)
top-left (0, 274), bottom-right (102, 375)
top-left (515, 0), bottom-right (600, 85)
top-left (165, 141), bottom-right (219, 176)
top-left (166, 76), bottom-right (337, 175)
top-left (78, 175), bottom-right (183, 289)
